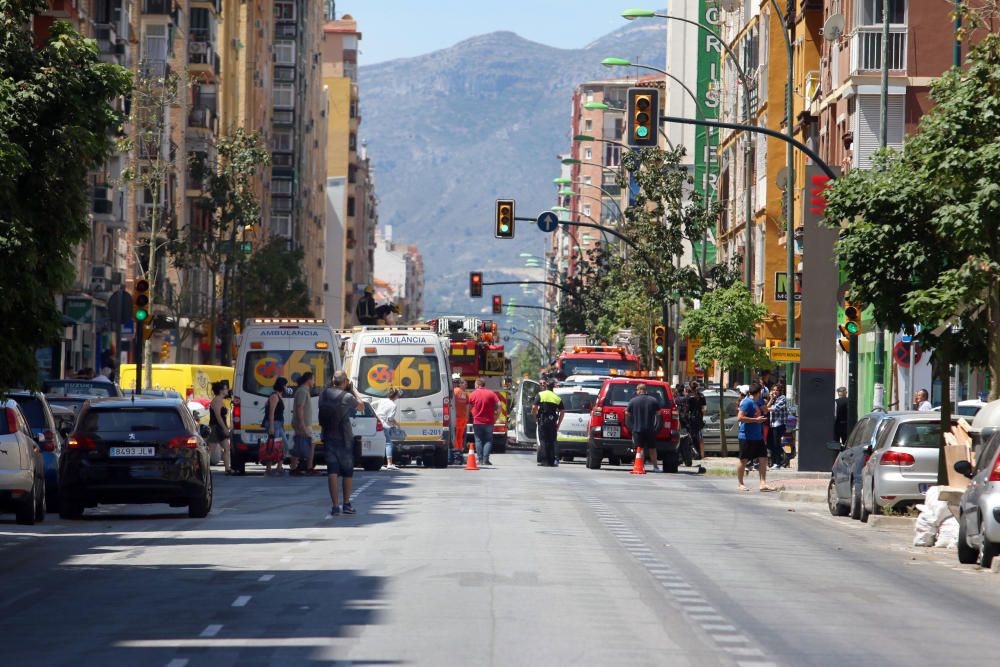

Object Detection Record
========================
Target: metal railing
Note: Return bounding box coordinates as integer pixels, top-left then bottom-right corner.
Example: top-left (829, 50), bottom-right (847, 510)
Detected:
top-left (851, 26), bottom-right (907, 73)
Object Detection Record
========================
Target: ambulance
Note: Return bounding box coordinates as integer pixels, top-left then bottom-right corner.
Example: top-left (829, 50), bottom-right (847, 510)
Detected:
top-left (231, 318), bottom-right (341, 474)
top-left (342, 325), bottom-right (454, 468)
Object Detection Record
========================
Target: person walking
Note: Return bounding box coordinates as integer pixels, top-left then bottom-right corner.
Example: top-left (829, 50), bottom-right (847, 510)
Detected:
top-left (452, 374), bottom-right (469, 454)
top-left (834, 386), bottom-right (849, 446)
top-left (766, 384), bottom-right (788, 470)
top-left (291, 372), bottom-right (316, 475)
top-left (373, 388), bottom-right (402, 471)
top-left (688, 381), bottom-right (706, 461)
top-left (468, 378), bottom-right (499, 466)
top-left (209, 380), bottom-right (232, 475)
top-left (532, 379), bottom-right (564, 466)
top-left (319, 370), bottom-right (360, 516)
top-left (737, 383), bottom-right (775, 492)
top-left (265, 377), bottom-right (290, 477)
top-left (625, 383), bottom-right (662, 473)
top-left (914, 389), bottom-right (933, 411)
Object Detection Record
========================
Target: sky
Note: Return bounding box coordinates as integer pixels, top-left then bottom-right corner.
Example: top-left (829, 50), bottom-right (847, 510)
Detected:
top-left (334, 1), bottom-right (639, 65)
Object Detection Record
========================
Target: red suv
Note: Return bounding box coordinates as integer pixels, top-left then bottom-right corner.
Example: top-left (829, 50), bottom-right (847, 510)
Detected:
top-left (587, 378), bottom-right (680, 472)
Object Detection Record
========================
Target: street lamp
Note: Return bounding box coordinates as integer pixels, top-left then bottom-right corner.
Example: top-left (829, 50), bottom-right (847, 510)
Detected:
top-left (601, 58), bottom-right (707, 119)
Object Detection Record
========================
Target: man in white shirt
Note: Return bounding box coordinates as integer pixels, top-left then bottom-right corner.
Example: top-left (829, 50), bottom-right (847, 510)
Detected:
top-left (373, 388), bottom-right (401, 470)
top-left (914, 389), bottom-right (933, 411)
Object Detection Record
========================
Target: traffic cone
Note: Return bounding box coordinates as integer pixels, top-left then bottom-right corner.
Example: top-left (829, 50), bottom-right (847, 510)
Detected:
top-left (630, 447), bottom-right (647, 475)
top-left (465, 441), bottom-right (479, 471)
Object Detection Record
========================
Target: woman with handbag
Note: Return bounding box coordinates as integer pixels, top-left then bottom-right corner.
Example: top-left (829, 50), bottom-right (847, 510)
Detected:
top-left (209, 381), bottom-right (233, 475)
top-left (264, 377), bottom-right (290, 477)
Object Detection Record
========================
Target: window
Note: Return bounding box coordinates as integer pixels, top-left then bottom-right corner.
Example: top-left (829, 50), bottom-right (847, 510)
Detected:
top-left (586, 92), bottom-right (594, 103)
top-left (349, 133), bottom-right (357, 151)
top-left (583, 204), bottom-right (591, 217)
top-left (357, 355), bottom-right (442, 398)
top-left (272, 178), bottom-right (293, 196)
top-left (274, 66), bottom-right (295, 82)
top-left (273, 40), bottom-right (295, 65)
top-left (891, 421), bottom-right (947, 448)
top-left (274, 1), bottom-right (295, 21)
top-left (347, 196), bottom-right (355, 217)
top-left (854, 94), bottom-right (904, 169)
top-left (242, 351), bottom-right (334, 397)
top-left (272, 197), bottom-right (292, 212)
top-left (271, 214), bottom-right (291, 237)
top-left (584, 119), bottom-right (592, 131)
top-left (605, 383), bottom-right (671, 408)
top-left (80, 408), bottom-right (185, 434)
top-left (143, 24), bottom-right (168, 62)
top-left (583, 176), bottom-right (591, 186)
top-left (273, 82), bottom-right (294, 109)
top-left (345, 261), bottom-right (353, 281)
top-left (584, 148), bottom-right (592, 160)
top-left (272, 128), bottom-right (293, 152)
top-left (605, 143), bottom-right (622, 167)
top-left (859, 0), bottom-right (906, 25)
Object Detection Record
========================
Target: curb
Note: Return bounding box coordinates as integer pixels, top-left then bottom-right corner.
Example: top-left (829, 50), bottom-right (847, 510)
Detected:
top-left (779, 490), bottom-right (825, 503)
top-left (866, 515), bottom-right (916, 529)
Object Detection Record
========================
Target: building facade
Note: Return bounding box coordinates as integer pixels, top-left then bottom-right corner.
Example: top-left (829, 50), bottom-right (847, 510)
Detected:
top-left (373, 226), bottom-right (425, 324)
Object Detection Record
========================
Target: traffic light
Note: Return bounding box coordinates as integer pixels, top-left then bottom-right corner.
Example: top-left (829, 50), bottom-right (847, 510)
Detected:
top-left (838, 301), bottom-right (862, 352)
top-left (808, 174), bottom-right (833, 218)
top-left (627, 87), bottom-right (659, 147)
top-left (495, 199), bottom-right (515, 239)
top-left (653, 325), bottom-right (666, 356)
top-left (161, 341), bottom-right (169, 359)
top-left (470, 272), bottom-right (483, 297)
top-left (492, 295), bottom-right (502, 314)
top-left (133, 278), bottom-right (150, 322)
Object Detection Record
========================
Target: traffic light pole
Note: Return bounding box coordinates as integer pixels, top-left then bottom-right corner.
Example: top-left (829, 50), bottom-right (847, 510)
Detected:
top-left (848, 333), bottom-right (858, 434)
top-left (482, 279), bottom-right (577, 297)
top-left (503, 304), bottom-right (557, 315)
top-left (134, 317), bottom-right (145, 396)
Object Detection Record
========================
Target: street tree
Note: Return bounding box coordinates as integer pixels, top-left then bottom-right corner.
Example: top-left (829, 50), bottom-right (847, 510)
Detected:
top-left (0, 1), bottom-right (131, 387)
top-left (235, 237), bottom-right (313, 318)
top-left (679, 283), bottom-right (769, 456)
top-left (512, 342), bottom-right (542, 380)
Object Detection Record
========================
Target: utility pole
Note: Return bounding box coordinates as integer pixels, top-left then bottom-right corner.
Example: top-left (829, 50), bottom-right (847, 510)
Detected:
top-left (872, 0), bottom-right (891, 411)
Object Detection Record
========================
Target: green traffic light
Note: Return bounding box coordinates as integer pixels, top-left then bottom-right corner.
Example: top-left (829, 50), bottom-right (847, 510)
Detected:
top-left (655, 344), bottom-right (664, 354)
top-left (136, 310), bottom-right (149, 322)
top-left (845, 322), bottom-right (859, 335)
top-left (636, 126), bottom-right (649, 138)
top-left (501, 224), bottom-right (509, 233)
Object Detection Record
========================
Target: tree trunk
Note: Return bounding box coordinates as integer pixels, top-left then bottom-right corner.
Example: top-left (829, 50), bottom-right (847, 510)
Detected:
top-left (719, 365), bottom-right (728, 457)
top-left (937, 353), bottom-right (952, 486)
top-left (991, 278), bottom-right (1000, 401)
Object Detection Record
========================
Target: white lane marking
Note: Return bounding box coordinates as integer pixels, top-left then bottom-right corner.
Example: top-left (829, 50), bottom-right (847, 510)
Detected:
top-left (232, 595), bottom-right (251, 607)
top-left (726, 647), bottom-right (766, 656)
top-left (200, 624), bottom-right (223, 637)
top-left (259, 574), bottom-right (274, 582)
top-left (712, 634), bottom-right (750, 644)
top-left (737, 662), bottom-right (779, 667)
top-left (119, 638), bottom-right (336, 648)
top-left (166, 660), bottom-right (189, 667)
top-left (279, 555), bottom-right (292, 563)
top-left (701, 624), bottom-right (737, 632)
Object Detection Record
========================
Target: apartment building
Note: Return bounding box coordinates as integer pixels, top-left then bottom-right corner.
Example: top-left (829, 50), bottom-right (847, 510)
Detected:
top-left (373, 227), bottom-right (425, 324)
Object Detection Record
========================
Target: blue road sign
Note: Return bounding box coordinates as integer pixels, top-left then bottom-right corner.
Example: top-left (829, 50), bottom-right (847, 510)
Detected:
top-left (537, 211), bottom-right (559, 233)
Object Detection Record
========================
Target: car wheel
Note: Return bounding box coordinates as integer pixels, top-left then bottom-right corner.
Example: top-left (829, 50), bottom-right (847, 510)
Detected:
top-left (561, 454), bottom-right (574, 463)
top-left (608, 455), bottom-right (621, 466)
top-left (59, 497), bottom-right (85, 520)
top-left (188, 473), bottom-right (213, 518)
top-left (493, 440), bottom-right (507, 454)
top-left (231, 450), bottom-right (246, 475)
top-left (849, 479), bottom-right (862, 520)
top-left (433, 446), bottom-right (449, 469)
top-left (958, 516), bottom-right (979, 564)
top-left (586, 446), bottom-right (602, 470)
top-left (828, 479), bottom-right (849, 517)
top-left (859, 483), bottom-right (871, 523)
top-left (980, 520), bottom-right (997, 569)
top-left (363, 458), bottom-right (383, 472)
top-left (15, 480), bottom-right (37, 526)
top-left (34, 478), bottom-right (46, 523)
top-left (871, 480), bottom-right (883, 516)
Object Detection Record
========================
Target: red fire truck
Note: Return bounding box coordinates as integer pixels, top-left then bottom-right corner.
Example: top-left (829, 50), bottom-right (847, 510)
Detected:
top-left (555, 344), bottom-right (641, 379)
top-left (427, 317), bottom-right (511, 453)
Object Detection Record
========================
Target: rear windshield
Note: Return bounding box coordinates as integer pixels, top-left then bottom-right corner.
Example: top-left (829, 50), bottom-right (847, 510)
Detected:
top-left (556, 390), bottom-right (598, 413)
top-left (561, 358), bottom-right (638, 376)
top-left (892, 421), bottom-right (946, 448)
top-left (11, 396), bottom-right (45, 428)
top-left (358, 355), bottom-right (441, 398)
top-left (242, 350), bottom-right (334, 397)
top-left (955, 405), bottom-right (982, 417)
top-left (704, 395), bottom-right (741, 418)
top-left (79, 408), bottom-right (185, 433)
top-left (44, 380), bottom-right (118, 398)
top-left (605, 384), bottom-right (671, 408)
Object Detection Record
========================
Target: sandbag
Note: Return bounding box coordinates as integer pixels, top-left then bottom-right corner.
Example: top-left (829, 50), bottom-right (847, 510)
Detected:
top-left (935, 516), bottom-right (959, 549)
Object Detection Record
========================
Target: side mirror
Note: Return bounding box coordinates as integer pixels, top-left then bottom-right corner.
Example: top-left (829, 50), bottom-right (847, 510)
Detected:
top-left (199, 424), bottom-right (211, 439)
top-left (825, 441), bottom-right (844, 452)
top-left (953, 460), bottom-right (974, 479)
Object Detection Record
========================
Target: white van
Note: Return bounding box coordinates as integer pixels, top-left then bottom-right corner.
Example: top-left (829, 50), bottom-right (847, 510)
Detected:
top-left (231, 318), bottom-right (342, 473)
top-left (343, 325), bottom-right (454, 468)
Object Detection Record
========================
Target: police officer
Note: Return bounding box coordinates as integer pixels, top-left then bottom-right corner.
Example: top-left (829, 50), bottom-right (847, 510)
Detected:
top-left (532, 379), bottom-right (564, 467)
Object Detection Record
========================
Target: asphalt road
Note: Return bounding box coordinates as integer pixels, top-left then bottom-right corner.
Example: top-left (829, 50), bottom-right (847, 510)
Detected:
top-left (1, 451), bottom-right (998, 666)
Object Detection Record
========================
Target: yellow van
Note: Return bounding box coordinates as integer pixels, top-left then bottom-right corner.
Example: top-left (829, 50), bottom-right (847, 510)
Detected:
top-left (118, 364), bottom-right (235, 402)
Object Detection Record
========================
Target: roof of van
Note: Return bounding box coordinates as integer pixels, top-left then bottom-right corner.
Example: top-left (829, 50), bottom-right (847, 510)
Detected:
top-left (971, 399), bottom-right (1000, 432)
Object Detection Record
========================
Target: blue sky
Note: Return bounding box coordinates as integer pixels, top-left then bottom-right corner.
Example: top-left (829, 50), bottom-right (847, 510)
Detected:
top-left (334, 1), bottom-right (636, 65)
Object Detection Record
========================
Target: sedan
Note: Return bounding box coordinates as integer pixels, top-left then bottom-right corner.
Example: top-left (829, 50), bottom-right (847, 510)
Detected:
top-left (827, 411), bottom-right (896, 519)
top-left (59, 397), bottom-right (213, 519)
top-left (554, 385), bottom-right (599, 461)
top-left (953, 430), bottom-right (1000, 568)
top-left (700, 390), bottom-right (741, 455)
top-left (0, 399), bottom-right (46, 524)
top-left (860, 413), bottom-right (956, 520)
top-left (10, 391), bottom-right (64, 511)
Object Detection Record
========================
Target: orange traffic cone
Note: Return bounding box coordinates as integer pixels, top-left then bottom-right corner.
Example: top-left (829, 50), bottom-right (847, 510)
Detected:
top-left (465, 441), bottom-right (479, 471)
top-left (630, 447), bottom-right (647, 475)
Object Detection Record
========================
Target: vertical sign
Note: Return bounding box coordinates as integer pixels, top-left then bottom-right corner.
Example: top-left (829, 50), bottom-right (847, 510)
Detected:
top-left (694, 0), bottom-right (722, 265)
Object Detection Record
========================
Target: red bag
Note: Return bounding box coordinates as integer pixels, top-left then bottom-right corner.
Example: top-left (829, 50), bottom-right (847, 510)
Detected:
top-left (259, 436), bottom-right (284, 464)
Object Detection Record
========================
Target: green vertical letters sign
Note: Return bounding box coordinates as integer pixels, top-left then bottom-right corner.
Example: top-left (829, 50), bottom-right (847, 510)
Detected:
top-left (694, 0), bottom-right (721, 265)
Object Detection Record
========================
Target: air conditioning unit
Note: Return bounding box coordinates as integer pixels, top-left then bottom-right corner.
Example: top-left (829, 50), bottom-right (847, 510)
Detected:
top-left (111, 271), bottom-right (124, 286)
top-left (189, 41), bottom-right (208, 55)
top-left (91, 266), bottom-right (112, 281)
top-left (89, 277), bottom-right (109, 293)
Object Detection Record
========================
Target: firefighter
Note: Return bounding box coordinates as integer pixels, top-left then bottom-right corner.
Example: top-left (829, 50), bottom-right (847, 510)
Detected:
top-left (532, 379), bottom-right (564, 467)
top-left (356, 286), bottom-right (378, 325)
top-left (452, 374), bottom-right (470, 453)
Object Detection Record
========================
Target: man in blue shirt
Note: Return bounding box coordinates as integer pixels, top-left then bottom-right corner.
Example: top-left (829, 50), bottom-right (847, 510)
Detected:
top-left (737, 382), bottom-right (775, 492)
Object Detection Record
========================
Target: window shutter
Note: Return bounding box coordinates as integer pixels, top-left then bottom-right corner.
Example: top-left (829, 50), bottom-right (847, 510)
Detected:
top-left (854, 93), bottom-right (904, 169)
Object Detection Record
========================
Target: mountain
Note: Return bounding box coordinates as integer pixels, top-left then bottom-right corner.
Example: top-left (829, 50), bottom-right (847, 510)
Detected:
top-left (359, 20), bottom-right (666, 318)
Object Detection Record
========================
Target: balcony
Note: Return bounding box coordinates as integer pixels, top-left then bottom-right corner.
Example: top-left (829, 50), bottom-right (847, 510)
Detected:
top-left (142, 0), bottom-right (171, 14)
top-left (850, 26), bottom-right (907, 73)
top-left (188, 40), bottom-right (218, 73)
top-left (188, 107), bottom-right (218, 132)
top-left (140, 59), bottom-right (168, 79)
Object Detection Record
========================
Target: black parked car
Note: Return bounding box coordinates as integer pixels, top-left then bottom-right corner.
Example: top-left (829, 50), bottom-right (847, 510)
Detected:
top-left (827, 411), bottom-right (895, 519)
top-left (59, 397), bottom-right (213, 519)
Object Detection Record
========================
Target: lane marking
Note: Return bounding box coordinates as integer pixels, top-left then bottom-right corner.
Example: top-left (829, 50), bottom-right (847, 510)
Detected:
top-left (258, 574), bottom-right (274, 582)
top-left (232, 595), bottom-right (251, 607)
top-left (165, 660), bottom-right (189, 667)
top-left (279, 555), bottom-right (292, 563)
top-left (120, 638), bottom-right (336, 648)
top-left (200, 624), bottom-right (223, 637)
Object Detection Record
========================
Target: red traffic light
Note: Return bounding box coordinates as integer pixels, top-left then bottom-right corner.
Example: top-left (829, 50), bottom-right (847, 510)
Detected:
top-left (470, 272), bottom-right (483, 297)
top-left (491, 295), bottom-right (502, 314)
top-left (808, 174), bottom-right (832, 216)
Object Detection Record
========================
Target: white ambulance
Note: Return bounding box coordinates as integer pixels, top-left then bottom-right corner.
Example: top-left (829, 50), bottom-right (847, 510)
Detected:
top-left (342, 325), bottom-right (454, 468)
top-left (231, 318), bottom-right (341, 474)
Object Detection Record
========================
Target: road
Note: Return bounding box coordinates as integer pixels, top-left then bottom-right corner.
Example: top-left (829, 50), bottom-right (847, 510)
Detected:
top-left (2, 451), bottom-right (998, 666)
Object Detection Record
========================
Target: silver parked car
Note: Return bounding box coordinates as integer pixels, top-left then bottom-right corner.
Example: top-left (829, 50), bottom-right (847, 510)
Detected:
top-left (0, 399), bottom-right (46, 525)
top-left (954, 430), bottom-right (1000, 568)
top-left (700, 389), bottom-right (741, 455)
top-left (860, 412), bottom-right (955, 520)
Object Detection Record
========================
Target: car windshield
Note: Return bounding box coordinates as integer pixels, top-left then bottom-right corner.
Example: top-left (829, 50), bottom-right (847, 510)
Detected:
top-left (955, 404), bottom-right (982, 417)
top-left (560, 358), bottom-right (638, 376)
top-left (79, 407), bottom-right (185, 433)
top-left (242, 350), bottom-right (334, 397)
top-left (11, 396), bottom-right (45, 429)
top-left (605, 384), bottom-right (671, 408)
top-left (555, 390), bottom-right (597, 412)
top-left (892, 421), bottom-right (947, 448)
top-left (43, 380), bottom-right (118, 398)
top-left (357, 354), bottom-right (441, 398)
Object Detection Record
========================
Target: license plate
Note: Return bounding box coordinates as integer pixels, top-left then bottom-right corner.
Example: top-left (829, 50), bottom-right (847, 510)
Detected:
top-left (109, 446), bottom-right (155, 457)
top-left (919, 483), bottom-right (932, 494)
top-left (605, 413), bottom-right (619, 422)
top-left (604, 425), bottom-right (620, 439)
top-left (361, 438), bottom-right (379, 456)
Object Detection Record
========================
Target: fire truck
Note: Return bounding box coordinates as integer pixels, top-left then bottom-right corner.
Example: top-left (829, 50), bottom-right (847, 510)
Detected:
top-left (427, 316), bottom-right (511, 453)
top-left (554, 331), bottom-right (641, 379)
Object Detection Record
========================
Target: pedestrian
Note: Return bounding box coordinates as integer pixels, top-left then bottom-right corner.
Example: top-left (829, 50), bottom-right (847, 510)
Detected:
top-left (766, 384), bottom-right (788, 470)
top-left (373, 388), bottom-right (402, 470)
top-left (209, 380), bottom-right (233, 474)
top-left (452, 374), bottom-right (469, 454)
top-left (688, 381), bottom-right (706, 460)
top-left (318, 370), bottom-right (360, 516)
top-left (468, 377), bottom-right (500, 466)
top-left (532, 379), bottom-right (564, 466)
top-left (737, 382), bottom-right (775, 492)
top-left (834, 386), bottom-right (849, 446)
top-left (914, 389), bottom-right (933, 411)
top-left (264, 377), bottom-right (289, 477)
top-left (94, 366), bottom-right (113, 383)
top-left (291, 372), bottom-right (317, 475)
top-left (625, 383), bottom-right (662, 473)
